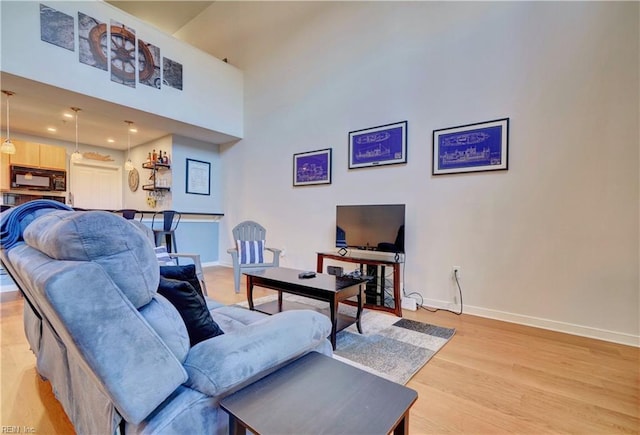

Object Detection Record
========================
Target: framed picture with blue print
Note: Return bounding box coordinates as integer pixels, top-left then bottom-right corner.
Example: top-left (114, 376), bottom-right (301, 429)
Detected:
top-left (348, 121), bottom-right (407, 169)
top-left (293, 148), bottom-right (332, 186)
top-left (432, 118), bottom-right (509, 175)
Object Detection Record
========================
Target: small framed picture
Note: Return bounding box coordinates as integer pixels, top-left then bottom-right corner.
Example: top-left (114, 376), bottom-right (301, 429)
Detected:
top-left (349, 121), bottom-right (407, 169)
top-left (293, 148), bottom-right (332, 186)
top-left (186, 158), bottom-right (211, 195)
top-left (432, 118), bottom-right (509, 175)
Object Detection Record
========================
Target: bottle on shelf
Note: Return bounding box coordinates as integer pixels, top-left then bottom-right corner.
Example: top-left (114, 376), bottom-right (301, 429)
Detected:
top-left (152, 149), bottom-right (157, 162)
top-left (147, 152), bottom-right (152, 164)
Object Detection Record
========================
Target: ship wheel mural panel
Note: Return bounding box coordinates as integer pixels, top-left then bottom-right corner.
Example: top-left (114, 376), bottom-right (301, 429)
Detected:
top-left (78, 12), bottom-right (107, 71)
top-left (139, 39), bottom-right (161, 89)
top-left (109, 20), bottom-right (137, 88)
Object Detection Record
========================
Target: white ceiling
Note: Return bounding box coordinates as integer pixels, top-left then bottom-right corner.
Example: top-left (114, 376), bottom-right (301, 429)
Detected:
top-left (1, 1), bottom-right (219, 151)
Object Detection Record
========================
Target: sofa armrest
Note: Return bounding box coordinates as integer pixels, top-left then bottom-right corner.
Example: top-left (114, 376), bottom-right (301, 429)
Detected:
top-left (183, 310), bottom-right (331, 398)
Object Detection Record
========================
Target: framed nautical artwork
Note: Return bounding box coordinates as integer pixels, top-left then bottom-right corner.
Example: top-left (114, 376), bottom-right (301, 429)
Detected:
top-left (432, 118), bottom-right (509, 175)
top-left (293, 148), bottom-right (332, 186)
top-left (348, 121), bottom-right (407, 169)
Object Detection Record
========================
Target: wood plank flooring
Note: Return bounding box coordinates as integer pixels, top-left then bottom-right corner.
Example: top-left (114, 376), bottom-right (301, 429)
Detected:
top-left (1, 266), bottom-right (638, 434)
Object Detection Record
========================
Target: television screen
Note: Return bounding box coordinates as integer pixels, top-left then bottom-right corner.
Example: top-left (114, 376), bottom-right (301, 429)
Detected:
top-left (336, 204), bottom-right (405, 253)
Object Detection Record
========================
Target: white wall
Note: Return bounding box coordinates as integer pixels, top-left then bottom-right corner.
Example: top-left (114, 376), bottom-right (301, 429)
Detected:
top-left (1, 0), bottom-right (243, 138)
top-left (179, 2), bottom-right (639, 345)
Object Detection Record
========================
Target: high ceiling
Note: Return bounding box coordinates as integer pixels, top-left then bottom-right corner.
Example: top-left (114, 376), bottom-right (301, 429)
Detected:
top-left (1, 2), bottom-right (218, 151)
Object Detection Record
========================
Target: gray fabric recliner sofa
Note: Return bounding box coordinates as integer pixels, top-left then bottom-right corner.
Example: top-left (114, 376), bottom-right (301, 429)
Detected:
top-left (0, 205), bottom-right (332, 434)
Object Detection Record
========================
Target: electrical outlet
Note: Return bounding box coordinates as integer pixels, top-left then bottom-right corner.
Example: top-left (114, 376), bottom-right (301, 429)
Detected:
top-left (452, 266), bottom-right (461, 279)
top-left (280, 247), bottom-right (286, 258)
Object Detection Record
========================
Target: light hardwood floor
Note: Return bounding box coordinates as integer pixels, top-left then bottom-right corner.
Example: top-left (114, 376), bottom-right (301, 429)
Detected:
top-left (1, 266), bottom-right (638, 434)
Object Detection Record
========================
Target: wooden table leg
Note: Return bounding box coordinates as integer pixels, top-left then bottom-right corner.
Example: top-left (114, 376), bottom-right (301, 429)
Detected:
top-left (246, 276), bottom-right (255, 311)
top-left (393, 412), bottom-right (409, 435)
top-left (228, 413), bottom-right (247, 435)
top-left (356, 284), bottom-right (363, 334)
top-left (329, 296), bottom-right (338, 350)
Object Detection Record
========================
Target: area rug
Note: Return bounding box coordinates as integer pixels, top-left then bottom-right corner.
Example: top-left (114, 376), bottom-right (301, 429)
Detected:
top-left (235, 294), bottom-right (456, 385)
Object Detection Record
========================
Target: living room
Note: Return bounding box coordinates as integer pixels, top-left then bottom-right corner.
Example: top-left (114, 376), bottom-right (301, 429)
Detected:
top-left (0, 1), bottom-right (638, 433)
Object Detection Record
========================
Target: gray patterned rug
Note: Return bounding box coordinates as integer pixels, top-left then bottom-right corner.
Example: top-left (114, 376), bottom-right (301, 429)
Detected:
top-left (237, 294), bottom-right (456, 385)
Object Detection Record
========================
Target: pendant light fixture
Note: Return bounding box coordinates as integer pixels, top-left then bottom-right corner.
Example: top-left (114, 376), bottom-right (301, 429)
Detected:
top-left (124, 120), bottom-right (134, 171)
top-left (1, 90), bottom-right (16, 155)
top-left (70, 107), bottom-right (83, 162)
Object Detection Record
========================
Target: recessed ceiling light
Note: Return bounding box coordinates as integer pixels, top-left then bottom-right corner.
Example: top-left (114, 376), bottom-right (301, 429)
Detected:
top-left (107, 138), bottom-right (115, 143)
top-left (63, 113), bottom-right (73, 119)
top-left (129, 127), bottom-right (138, 133)
top-left (47, 127), bottom-right (57, 132)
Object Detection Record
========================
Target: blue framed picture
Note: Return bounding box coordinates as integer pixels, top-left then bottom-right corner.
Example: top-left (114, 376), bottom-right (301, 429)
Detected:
top-left (349, 121), bottom-right (408, 169)
top-left (432, 118), bottom-right (509, 175)
top-left (293, 148), bottom-right (332, 186)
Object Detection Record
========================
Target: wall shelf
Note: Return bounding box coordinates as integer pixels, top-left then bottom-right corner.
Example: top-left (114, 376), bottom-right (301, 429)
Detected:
top-left (142, 162), bottom-right (171, 193)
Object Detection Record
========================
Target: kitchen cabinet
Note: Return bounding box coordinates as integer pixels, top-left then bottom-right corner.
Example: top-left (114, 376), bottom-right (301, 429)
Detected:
top-left (0, 152), bottom-right (9, 190)
top-left (10, 140), bottom-right (66, 170)
top-left (39, 144), bottom-right (66, 170)
top-left (10, 140), bottom-right (39, 167)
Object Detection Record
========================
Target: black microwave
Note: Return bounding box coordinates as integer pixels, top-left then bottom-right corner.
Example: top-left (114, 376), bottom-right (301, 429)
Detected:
top-left (10, 166), bottom-right (66, 192)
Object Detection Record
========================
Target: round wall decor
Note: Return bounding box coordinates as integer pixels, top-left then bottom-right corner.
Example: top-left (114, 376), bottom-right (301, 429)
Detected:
top-left (128, 168), bottom-right (139, 192)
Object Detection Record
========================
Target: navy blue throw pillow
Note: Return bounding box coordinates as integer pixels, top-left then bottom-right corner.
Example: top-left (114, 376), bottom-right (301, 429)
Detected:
top-left (157, 276), bottom-right (223, 346)
top-left (159, 264), bottom-right (204, 298)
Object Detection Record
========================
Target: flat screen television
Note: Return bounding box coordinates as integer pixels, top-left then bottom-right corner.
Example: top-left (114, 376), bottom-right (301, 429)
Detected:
top-left (336, 204), bottom-right (405, 253)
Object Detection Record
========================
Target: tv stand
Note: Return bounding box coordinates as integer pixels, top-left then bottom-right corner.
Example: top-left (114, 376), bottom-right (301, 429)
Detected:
top-left (317, 252), bottom-right (402, 317)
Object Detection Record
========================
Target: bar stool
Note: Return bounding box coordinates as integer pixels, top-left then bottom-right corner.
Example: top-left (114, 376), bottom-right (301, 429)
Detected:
top-left (117, 209), bottom-right (141, 221)
top-left (151, 210), bottom-right (181, 253)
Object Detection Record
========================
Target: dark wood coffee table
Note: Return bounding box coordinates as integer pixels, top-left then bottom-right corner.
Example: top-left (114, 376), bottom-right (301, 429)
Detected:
top-left (244, 267), bottom-right (366, 349)
top-left (220, 351), bottom-right (418, 435)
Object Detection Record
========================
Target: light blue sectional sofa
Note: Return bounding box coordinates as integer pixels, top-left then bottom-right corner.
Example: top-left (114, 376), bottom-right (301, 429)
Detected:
top-left (0, 204), bottom-right (332, 434)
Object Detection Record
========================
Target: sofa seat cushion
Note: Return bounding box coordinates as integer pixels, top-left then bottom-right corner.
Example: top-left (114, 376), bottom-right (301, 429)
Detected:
top-left (209, 305), bottom-right (271, 334)
top-left (157, 276), bottom-right (224, 346)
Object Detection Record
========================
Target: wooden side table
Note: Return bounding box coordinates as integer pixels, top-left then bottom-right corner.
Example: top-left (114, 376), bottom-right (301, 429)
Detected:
top-left (220, 352), bottom-right (418, 435)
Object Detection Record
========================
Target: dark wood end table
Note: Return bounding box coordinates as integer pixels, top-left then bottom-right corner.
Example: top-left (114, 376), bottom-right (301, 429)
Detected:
top-left (220, 351), bottom-right (418, 435)
top-left (244, 267), bottom-right (366, 350)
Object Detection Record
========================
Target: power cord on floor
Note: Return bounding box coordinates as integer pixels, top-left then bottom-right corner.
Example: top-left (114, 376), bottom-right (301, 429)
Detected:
top-left (401, 259), bottom-right (463, 315)
top-left (422, 269), bottom-right (463, 315)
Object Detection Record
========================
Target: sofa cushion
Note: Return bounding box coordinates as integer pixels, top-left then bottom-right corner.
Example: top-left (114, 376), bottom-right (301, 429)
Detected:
top-left (23, 210), bottom-right (158, 309)
top-left (157, 276), bottom-right (224, 346)
top-left (160, 264), bottom-right (203, 298)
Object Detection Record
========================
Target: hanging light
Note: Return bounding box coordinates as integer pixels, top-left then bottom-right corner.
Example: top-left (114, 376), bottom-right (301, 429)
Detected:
top-left (70, 107), bottom-right (82, 162)
top-left (124, 120), bottom-right (134, 171)
top-left (1, 90), bottom-right (16, 154)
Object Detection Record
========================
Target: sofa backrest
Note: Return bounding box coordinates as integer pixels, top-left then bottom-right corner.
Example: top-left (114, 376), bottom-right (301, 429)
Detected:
top-left (6, 210), bottom-right (188, 425)
top-left (23, 210), bottom-right (159, 308)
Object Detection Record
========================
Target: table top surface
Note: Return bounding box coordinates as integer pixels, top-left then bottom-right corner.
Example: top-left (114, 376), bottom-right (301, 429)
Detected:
top-left (220, 351), bottom-right (418, 435)
top-left (244, 267), bottom-right (366, 292)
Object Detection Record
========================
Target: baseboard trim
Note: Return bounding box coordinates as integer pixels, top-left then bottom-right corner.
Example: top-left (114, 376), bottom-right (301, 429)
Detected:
top-left (423, 298), bottom-right (639, 348)
top-left (201, 261), bottom-right (220, 268)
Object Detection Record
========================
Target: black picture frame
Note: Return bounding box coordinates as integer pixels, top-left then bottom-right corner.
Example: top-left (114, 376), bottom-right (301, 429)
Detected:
top-left (186, 158), bottom-right (210, 195)
top-left (348, 121), bottom-right (408, 169)
top-left (432, 118), bottom-right (509, 175)
top-left (293, 148), bottom-right (332, 186)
